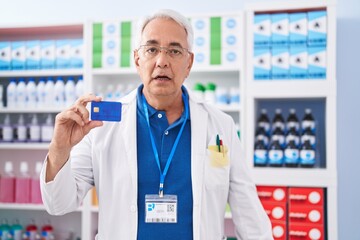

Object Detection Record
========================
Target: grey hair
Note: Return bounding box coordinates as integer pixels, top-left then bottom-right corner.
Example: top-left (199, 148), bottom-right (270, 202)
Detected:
top-left (135, 9), bottom-right (193, 51)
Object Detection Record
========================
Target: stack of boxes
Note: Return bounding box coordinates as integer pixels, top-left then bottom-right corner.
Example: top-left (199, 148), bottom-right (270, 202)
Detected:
top-left (0, 39), bottom-right (83, 70)
top-left (257, 186), bottom-right (326, 240)
top-left (253, 10), bottom-right (327, 80)
top-left (92, 20), bottom-right (135, 69)
top-left (190, 15), bottom-right (241, 68)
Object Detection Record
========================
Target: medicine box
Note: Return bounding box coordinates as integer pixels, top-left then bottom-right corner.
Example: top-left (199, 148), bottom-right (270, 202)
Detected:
top-left (26, 40), bottom-right (41, 70)
top-left (308, 11), bottom-right (327, 46)
top-left (0, 41), bottom-right (11, 70)
top-left (289, 12), bottom-right (308, 46)
top-left (11, 41), bottom-right (26, 70)
top-left (56, 39), bottom-right (71, 69)
top-left (254, 47), bottom-right (271, 80)
top-left (40, 40), bottom-right (56, 69)
top-left (254, 14), bottom-right (271, 47)
top-left (271, 47), bottom-right (289, 79)
top-left (271, 13), bottom-right (289, 47)
top-left (308, 46), bottom-right (326, 79)
top-left (290, 46), bottom-right (308, 79)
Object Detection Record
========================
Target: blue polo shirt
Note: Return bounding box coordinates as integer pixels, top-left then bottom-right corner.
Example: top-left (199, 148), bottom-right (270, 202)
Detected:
top-left (136, 85), bottom-right (193, 240)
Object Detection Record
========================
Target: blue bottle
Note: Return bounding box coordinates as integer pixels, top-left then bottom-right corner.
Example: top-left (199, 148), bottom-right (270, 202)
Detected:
top-left (300, 140), bottom-right (316, 167)
top-left (271, 126), bottom-right (285, 148)
top-left (286, 108), bottom-right (300, 132)
top-left (284, 140), bottom-right (300, 167)
top-left (272, 108), bottom-right (285, 132)
top-left (301, 127), bottom-right (316, 148)
top-left (268, 140), bottom-right (284, 167)
top-left (301, 108), bottom-right (315, 132)
top-left (285, 127), bottom-right (300, 147)
top-left (255, 126), bottom-right (269, 147)
top-left (254, 139), bottom-right (268, 166)
top-left (257, 108), bottom-right (270, 134)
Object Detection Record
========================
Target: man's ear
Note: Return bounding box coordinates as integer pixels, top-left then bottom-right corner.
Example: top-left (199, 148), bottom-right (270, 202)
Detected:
top-left (134, 50), bottom-right (140, 68)
top-left (186, 52), bottom-right (194, 76)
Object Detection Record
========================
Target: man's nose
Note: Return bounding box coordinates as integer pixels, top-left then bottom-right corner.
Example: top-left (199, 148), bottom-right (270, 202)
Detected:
top-left (155, 49), bottom-right (170, 68)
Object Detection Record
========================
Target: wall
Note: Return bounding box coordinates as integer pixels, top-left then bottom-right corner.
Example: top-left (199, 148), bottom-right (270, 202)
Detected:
top-left (1, 0), bottom-right (359, 238)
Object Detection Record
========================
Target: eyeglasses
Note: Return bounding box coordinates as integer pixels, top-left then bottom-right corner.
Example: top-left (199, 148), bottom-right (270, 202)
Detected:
top-left (137, 45), bottom-right (190, 60)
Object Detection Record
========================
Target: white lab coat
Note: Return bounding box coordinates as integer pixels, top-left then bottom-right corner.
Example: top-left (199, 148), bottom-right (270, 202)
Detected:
top-left (41, 88), bottom-right (273, 240)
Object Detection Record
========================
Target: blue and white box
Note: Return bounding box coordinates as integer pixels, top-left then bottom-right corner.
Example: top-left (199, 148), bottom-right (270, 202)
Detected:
top-left (222, 49), bottom-right (238, 67)
top-left (193, 51), bottom-right (209, 68)
top-left (271, 13), bottom-right (289, 47)
top-left (271, 47), bottom-right (289, 79)
top-left (26, 40), bottom-right (40, 69)
top-left (308, 11), bottom-right (327, 46)
top-left (103, 37), bottom-right (120, 53)
top-left (254, 14), bottom-right (271, 47)
top-left (70, 39), bottom-right (84, 68)
top-left (11, 41), bottom-right (26, 70)
top-left (0, 42), bottom-right (11, 70)
top-left (40, 40), bottom-right (56, 69)
top-left (308, 46), bottom-right (326, 79)
top-left (102, 51), bottom-right (119, 68)
top-left (254, 47), bottom-right (271, 80)
top-left (56, 39), bottom-right (71, 69)
top-left (289, 12), bottom-right (308, 46)
top-left (290, 46), bottom-right (308, 79)
top-left (103, 21), bottom-right (120, 37)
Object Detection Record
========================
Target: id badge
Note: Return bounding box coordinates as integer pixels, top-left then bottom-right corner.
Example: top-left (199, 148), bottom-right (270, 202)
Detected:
top-left (145, 194), bottom-right (177, 223)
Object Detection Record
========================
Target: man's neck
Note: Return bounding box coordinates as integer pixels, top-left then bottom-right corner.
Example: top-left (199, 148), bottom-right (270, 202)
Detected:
top-left (143, 91), bottom-right (184, 125)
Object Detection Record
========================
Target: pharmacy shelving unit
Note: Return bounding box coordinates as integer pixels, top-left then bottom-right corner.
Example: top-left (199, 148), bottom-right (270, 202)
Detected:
top-left (244, 0), bottom-right (337, 239)
top-left (0, 23), bottom-right (85, 239)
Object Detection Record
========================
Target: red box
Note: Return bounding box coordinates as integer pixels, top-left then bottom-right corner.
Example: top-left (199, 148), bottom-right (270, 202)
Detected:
top-left (288, 205), bottom-right (324, 225)
top-left (257, 186), bottom-right (288, 202)
top-left (288, 187), bottom-right (324, 206)
top-left (271, 220), bottom-right (287, 240)
top-left (288, 223), bottom-right (324, 240)
top-left (262, 201), bottom-right (287, 221)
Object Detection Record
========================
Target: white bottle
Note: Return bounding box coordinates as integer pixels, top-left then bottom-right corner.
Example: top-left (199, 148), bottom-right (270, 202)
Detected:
top-left (44, 77), bottom-right (55, 107)
top-left (15, 161), bottom-right (31, 203)
top-left (54, 76), bottom-right (65, 108)
top-left (36, 77), bottom-right (46, 108)
top-left (16, 78), bottom-right (26, 108)
top-left (14, 114), bottom-right (27, 142)
top-left (75, 76), bottom-right (84, 98)
top-left (28, 114), bottom-right (41, 142)
top-left (1, 114), bottom-right (13, 142)
top-left (114, 84), bottom-right (124, 100)
top-left (41, 114), bottom-right (54, 142)
top-left (6, 78), bottom-right (17, 108)
top-left (26, 77), bottom-right (37, 108)
top-left (229, 87), bottom-right (240, 106)
top-left (0, 84), bottom-right (4, 108)
top-left (65, 76), bottom-right (76, 106)
top-left (105, 84), bottom-right (114, 101)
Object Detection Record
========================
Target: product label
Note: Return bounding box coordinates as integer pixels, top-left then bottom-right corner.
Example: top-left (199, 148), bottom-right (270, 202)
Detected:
top-left (284, 149), bottom-right (299, 164)
top-left (300, 150), bottom-right (315, 165)
top-left (268, 150), bottom-right (284, 165)
top-left (254, 149), bottom-right (267, 165)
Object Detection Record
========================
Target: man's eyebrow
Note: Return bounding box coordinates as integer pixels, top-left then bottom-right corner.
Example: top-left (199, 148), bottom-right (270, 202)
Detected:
top-left (145, 40), bottom-right (184, 48)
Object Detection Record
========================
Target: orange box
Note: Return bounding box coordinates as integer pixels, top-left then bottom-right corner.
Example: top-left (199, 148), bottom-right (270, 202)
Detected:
top-left (288, 205), bottom-right (324, 225)
top-left (262, 201), bottom-right (287, 222)
top-left (288, 223), bottom-right (324, 240)
top-left (271, 220), bottom-right (287, 240)
top-left (288, 187), bottom-right (324, 206)
top-left (257, 186), bottom-right (288, 203)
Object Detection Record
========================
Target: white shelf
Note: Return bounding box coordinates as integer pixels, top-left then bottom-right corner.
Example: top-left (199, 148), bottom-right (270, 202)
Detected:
top-left (0, 107), bottom-right (63, 113)
top-left (0, 69), bottom-right (84, 77)
top-left (0, 203), bottom-right (46, 210)
top-left (0, 143), bottom-right (49, 150)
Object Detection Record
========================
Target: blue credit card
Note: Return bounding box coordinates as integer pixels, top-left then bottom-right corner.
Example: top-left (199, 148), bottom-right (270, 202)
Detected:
top-left (90, 101), bottom-right (122, 122)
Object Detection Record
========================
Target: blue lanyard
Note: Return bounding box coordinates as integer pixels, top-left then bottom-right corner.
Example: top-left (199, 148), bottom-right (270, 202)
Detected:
top-left (141, 93), bottom-right (189, 197)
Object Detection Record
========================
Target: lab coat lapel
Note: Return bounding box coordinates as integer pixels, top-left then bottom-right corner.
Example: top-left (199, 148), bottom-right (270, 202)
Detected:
top-left (189, 97), bottom-right (208, 240)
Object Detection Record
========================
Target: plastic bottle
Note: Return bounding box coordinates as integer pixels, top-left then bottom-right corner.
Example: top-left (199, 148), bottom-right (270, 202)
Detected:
top-left (104, 84), bottom-right (114, 101)
top-left (285, 127), bottom-right (300, 147)
top-left (40, 220), bottom-right (54, 240)
top-left (44, 77), bottom-right (55, 108)
top-left (14, 114), bottom-right (27, 142)
top-left (54, 76), bottom-right (65, 108)
top-left (16, 78), bottom-right (26, 108)
top-left (204, 82), bottom-right (216, 104)
top-left (301, 126), bottom-right (316, 148)
top-left (255, 126), bottom-right (269, 147)
top-left (65, 76), bottom-right (76, 107)
top-left (30, 162), bottom-right (43, 204)
top-left (0, 84), bottom-right (4, 108)
top-left (36, 78), bottom-right (46, 108)
top-left (272, 108), bottom-right (285, 131)
top-left (0, 161), bottom-right (15, 203)
top-left (271, 126), bottom-right (285, 148)
top-left (300, 140), bottom-right (316, 167)
top-left (286, 108), bottom-right (300, 132)
top-left (75, 76), bottom-right (84, 99)
top-left (25, 220), bottom-right (39, 240)
top-left (284, 140), bottom-right (300, 167)
top-left (15, 161), bottom-right (31, 203)
top-left (254, 139), bottom-right (268, 166)
top-left (28, 114), bottom-right (41, 142)
top-left (41, 114), bottom-right (54, 142)
top-left (302, 108), bottom-right (316, 133)
top-left (114, 84), bottom-right (124, 101)
top-left (229, 87), bottom-right (240, 106)
top-left (192, 83), bottom-right (205, 100)
top-left (6, 78), bottom-right (17, 109)
top-left (11, 219), bottom-right (23, 240)
top-left (257, 108), bottom-right (270, 134)
top-left (268, 140), bottom-right (284, 167)
top-left (215, 86), bottom-right (229, 106)
top-left (0, 219), bottom-right (12, 240)
top-left (26, 77), bottom-right (37, 108)
top-left (1, 114), bottom-right (13, 142)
